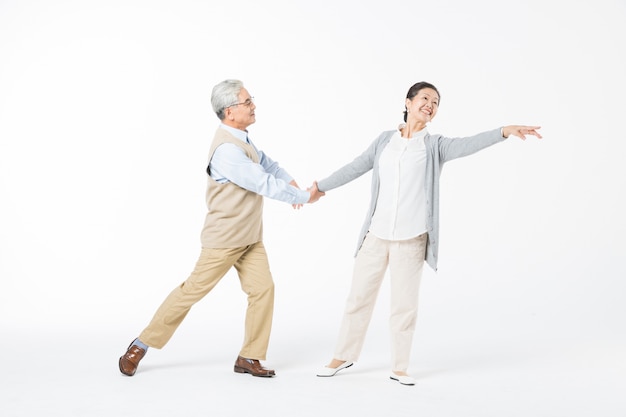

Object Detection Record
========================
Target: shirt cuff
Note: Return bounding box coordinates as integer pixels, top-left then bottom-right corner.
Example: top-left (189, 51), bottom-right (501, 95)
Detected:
top-left (295, 189), bottom-right (310, 204)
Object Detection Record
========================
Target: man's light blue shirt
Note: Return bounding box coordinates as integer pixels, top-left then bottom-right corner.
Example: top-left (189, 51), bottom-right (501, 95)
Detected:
top-left (208, 124), bottom-right (309, 205)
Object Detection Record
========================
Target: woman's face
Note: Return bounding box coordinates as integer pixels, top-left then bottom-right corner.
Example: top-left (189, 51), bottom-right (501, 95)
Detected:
top-left (406, 88), bottom-right (439, 124)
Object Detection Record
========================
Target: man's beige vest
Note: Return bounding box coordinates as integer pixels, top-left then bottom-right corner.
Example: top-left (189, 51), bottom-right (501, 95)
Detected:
top-left (200, 129), bottom-right (263, 248)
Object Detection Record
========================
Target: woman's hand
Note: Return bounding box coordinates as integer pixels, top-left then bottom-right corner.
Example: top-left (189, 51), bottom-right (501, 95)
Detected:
top-left (306, 181), bottom-right (325, 204)
top-left (502, 125), bottom-right (542, 140)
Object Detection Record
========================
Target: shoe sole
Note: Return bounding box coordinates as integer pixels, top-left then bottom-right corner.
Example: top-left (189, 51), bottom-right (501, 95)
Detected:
top-left (389, 376), bottom-right (415, 386)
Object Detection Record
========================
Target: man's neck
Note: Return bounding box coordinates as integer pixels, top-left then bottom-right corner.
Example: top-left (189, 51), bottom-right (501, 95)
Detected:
top-left (222, 120), bottom-right (250, 131)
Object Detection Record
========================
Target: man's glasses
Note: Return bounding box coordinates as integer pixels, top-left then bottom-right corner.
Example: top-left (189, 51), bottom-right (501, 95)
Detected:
top-left (227, 97), bottom-right (255, 108)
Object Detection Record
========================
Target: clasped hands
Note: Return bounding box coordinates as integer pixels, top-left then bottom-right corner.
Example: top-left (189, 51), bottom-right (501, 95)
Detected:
top-left (306, 181), bottom-right (325, 204)
top-left (289, 180), bottom-right (325, 209)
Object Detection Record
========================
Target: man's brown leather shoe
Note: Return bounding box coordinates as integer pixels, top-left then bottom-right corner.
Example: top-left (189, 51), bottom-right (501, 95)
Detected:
top-left (234, 355), bottom-right (275, 377)
top-left (119, 341), bottom-right (146, 376)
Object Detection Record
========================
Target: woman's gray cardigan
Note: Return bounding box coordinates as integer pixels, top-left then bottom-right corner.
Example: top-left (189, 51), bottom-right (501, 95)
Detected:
top-left (317, 128), bottom-right (507, 271)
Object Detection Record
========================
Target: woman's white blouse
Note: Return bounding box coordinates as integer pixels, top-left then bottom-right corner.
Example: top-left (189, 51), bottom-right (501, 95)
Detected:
top-left (369, 128), bottom-right (428, 241)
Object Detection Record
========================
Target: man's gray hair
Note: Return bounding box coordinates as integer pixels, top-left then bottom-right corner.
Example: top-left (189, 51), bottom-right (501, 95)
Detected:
top-left (211, 79), bottom-right (244, 120)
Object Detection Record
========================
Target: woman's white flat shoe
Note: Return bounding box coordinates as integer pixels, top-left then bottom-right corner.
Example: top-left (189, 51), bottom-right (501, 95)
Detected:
top-left (316, 361), bottom-right (354, 377)
top-left (389, 374), bottom-right (416, 385)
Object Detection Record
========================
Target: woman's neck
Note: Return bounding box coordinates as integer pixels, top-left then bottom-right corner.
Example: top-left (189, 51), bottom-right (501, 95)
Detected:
top-left (401, 120), bottom-right (427, 138)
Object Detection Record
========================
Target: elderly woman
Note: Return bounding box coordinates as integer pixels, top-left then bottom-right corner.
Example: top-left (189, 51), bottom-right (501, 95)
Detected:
top-left (313, 81), bottom-right (542, 385)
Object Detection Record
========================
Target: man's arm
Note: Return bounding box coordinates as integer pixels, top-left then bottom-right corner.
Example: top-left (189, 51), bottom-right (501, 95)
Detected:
top-left (209, 143), bottom-right (311, 205)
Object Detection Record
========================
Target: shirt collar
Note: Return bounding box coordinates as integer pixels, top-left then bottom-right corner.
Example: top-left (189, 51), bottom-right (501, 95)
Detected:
top-left (396, 124), bottom-right (429, 139)
top-left (220, 123), bottom-right (249, 143)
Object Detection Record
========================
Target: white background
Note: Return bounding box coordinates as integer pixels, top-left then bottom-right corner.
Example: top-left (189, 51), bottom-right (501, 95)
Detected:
top-left (1, 0), bottom-right (625, 416)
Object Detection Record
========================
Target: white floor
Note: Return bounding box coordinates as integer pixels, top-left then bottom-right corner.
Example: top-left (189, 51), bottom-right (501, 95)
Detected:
top-left (2, 319), bottom-right (624, 417)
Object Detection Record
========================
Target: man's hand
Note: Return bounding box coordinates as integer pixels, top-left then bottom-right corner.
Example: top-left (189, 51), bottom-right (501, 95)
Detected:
top-left (289, 180), bottom-right (304, 209)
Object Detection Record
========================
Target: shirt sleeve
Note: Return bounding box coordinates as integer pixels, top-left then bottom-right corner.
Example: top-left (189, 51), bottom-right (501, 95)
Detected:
top-left (254, 145), bottom-right (295, 184)
top-left (209, 143), bottom-right (310, 205)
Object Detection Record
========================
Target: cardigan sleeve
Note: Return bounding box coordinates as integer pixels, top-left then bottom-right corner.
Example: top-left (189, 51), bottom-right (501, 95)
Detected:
top-left (317, 133), bottom-right (385, 192)
top-left (435, 128), bottom-right (506, 163)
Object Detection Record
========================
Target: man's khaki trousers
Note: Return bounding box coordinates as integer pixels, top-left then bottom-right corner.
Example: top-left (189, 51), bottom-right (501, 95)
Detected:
top-left (139, 241), bottom-right (274, 360)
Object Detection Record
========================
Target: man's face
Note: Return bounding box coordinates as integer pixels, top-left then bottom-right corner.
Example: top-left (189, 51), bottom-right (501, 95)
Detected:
top-left (224, 87), bottom-right (256, 130)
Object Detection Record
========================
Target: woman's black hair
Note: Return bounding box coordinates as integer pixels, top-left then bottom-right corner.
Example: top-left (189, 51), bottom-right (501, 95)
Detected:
top-left (403, 81), bottom-right (440, 122)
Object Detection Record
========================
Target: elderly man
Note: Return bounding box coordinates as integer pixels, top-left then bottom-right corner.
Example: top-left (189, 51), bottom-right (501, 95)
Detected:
top-left (119, 79), bottom-right (324, 377)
